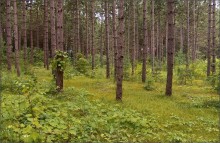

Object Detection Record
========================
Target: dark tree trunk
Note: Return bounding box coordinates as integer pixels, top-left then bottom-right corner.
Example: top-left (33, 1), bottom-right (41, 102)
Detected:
top-left (56, 0), bottom-right (64, 92)
top-left (105, 0), bottom-right (110, 78)
top-left (207, 0), bottom-right (212, 76)
top-left (6, 0), bottom-right (12, 71)
top-left (165, 0), bottom-right (175, 96)
top-left (43, 0), bottom-right (49, 69)
top-left (22, 0), bottom-right (27, 70)
top-left (91, 0), bottom-right (95, 70)
top-left (142, 0), bottom-right (148, 83)
top-left (30, 0), bottom-right (34, 65)
top-left (186, 0), bottom-right (189, 70)
top-left (211, 0), bottom-right (216, 74)
top-left (131, 0), bottom-right (135, 75)
top-left (85, 1), bottom-right (89, 58)
top-left (116, 0), bottom-right (124, 101)
top-left (51, 0), bottom-right (56, 58)
top-left (113, 0), bottom-right (117, 80)
top-left (13, 0), bottom-right (21, 77)
top-left (151, 0), bottom-right (155, 73)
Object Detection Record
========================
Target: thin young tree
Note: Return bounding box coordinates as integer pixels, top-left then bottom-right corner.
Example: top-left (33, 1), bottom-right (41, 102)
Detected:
top-left (211, 0), bottom-right (216, 74)
top-left (13, 0), bottom-right (21, 77)
top-left (165, 0), bottom-right (175, 96)
top-left (6, 0), bottom-right (12, 71)
top-left (22, 0), bottom-right (27, 68)
top-left (91, 0), bottom-right (95, 70)
top-left (51, 0), bottom-right (56, 58)
top-left (105, 0), bottom-right (110, 78)
top-left (207, 0), bottom-right (212, 76)
top-left (113, 0), bottom-right (117, 80)
top-left (116, 0), bottom-right (124, 101)
top-left (30, 0), bottom-right (34, 65)
top-left (142, 0), bottom-right (148, 83)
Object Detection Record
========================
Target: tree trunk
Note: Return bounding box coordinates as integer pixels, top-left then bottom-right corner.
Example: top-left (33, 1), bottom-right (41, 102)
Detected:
top-left (6, 0), bottom-right (12, 71)
top-left (91, 0), bottom-right (95, 70)
top-left (151, 0), bottom-right (155, 73)
top-left (211, 0), bottom-right (216, 74)
top-left (30, 0), bottom-right (34, 65)
top-left (142, 0), bottom-right (148, 83)
top-left (165, 0), bottom-right (175, 96)
top-left (207, 0), bottom-right (212, 76)
top-left (51, 0), bottom-right (56, 58)
top-left (180, 22), bottom-right (183, 52)
top-left (113, 0), bottom-right (117, 80)
top-left (85, 1), bottom-right (89, 58)
top-left (186, 0), bottom-right (189, 70)
top-left (13, 0), bottom-right (21, 77)
top-left (56, 0), bottom-right (64, 92)
top-left (116, 0), bottom-right (124, 101)
top-left (43, 0), bottom-right (49, 69)
top-left (192, 0), bottom-right (196, 62)
top-left (105, 0), bottom-right (110, 78)
top-left (131, 0), bottom-right (135, 75)
top-left (76, 0), bottom-right (81, 53)
top-left (36, 6), bottom-right (39, 48)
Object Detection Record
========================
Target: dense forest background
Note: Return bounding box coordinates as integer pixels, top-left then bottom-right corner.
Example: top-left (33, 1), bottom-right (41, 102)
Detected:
top-left (0, 0), bottom-right (219, 142)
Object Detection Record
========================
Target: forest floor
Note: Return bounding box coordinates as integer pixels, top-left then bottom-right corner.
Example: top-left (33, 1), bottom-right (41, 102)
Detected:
top-left (1, 65), bottom-right (219, 142)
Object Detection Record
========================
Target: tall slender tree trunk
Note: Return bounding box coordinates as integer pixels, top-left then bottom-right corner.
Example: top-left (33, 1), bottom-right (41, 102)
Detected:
top-left (51, 0), bottom-right (56, 58)
top-left (113, 0), bottom-right (117, 80)
top-left (180, 22), bottom-right (183, 52)
top-left (100, 20), bottom-right (103, 67)
top-left (165, 0), bottom-right (175, 96)
top-left (56, 0), bottom-right (64, 92)
top-left (105, 0), bottom-right (110, 78)
top-left (85, 1), bottom-right (89, 58)
top-left (116, 0), bottom-right (124, 101)
top-left (22, 0), bottom-right (27, 69)
top-left (142, 0), bottom-right (148, 83)
top-left (76, 0), bottom-right (81, 53)
top-left (13, 0), bottom-right (21, 77)
top-left (192, 0), bottom-right (196, 62)
top-left (186, 0), bottom-right (190, 70)
top-left (44, 0), bottom-right (49, 69)
top-left (131, 0), bottom-right (135, 75)
top-left (36, 7), bottom-right (39, 48)
top-left (207, 0), bottom-right (212, 76)
top-left (151, 0), bottom-right (155, 73)
top-left (211, 0), bottom-right (216, 74)
top-left (6, 0), bottom-right (12, 71)
top-left (0, 4), bottom-right (2, 65)
top-left (91, 0), bottom-right (95, 70)
top-left (30, 0), bottom-right (34, 64)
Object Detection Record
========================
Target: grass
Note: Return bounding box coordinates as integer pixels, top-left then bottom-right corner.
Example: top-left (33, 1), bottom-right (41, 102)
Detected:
top-left (1, 63), bottom-right (219, 142)
top-left (32, 64), bottom-right (219, 141)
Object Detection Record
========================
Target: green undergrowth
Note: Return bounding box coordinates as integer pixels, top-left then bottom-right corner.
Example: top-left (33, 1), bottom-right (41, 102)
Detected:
top-left (0, 64), bottom-right (219, 142)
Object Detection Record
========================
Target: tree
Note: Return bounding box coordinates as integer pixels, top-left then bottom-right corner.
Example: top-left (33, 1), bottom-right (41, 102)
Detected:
top-left (211, 0), bottom-right (216, 74)
top-left (131, 0), bottom-right (135, 75)
top-left (13, 0), bottom-right (21, 77)
top-left (165, 0), bottom-right (175, 96)
top-left (6, 0), bottom-right (12, 71)
top-left (151, 0), bottom-right (155, 73)
top-left (105, 0), bottom-right (110, 78)
top-left (51, 0), bottom-right (56, 58)
top-left (30, 0), bottom-right (34, 65)
top-left (186, 0), bottom-right (189, 70)
top-left (116, 0), bottom-right (124, 101)
top-left (207, 0), bottom-right (212, 76)
top-left (44, 0), bottom-right (49, 69)
top-left (56, 0), bottom-right (64, 92)
top-left (22, 0), bottom-right (27, 69)
top-left (91, 0), bottom-right (95, 70)
top-left (142, 0), bottom-right (148, 83)
top-left (113, 0), bottom-right (117, 80)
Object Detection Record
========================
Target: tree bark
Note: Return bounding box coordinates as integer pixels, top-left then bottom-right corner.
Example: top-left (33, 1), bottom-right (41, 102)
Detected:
top-left (207, 0), bottom-right (212, 76)
top-left (13, 0), bottom-right (21, 77)
top-left (131, 0), bottom-right (135, 75)
top-left (186, 0), bottom-right (189, 70)
top-left (211, 0), bottom-right (216, 74)
top-left (192, 0), bottom-right (196, 62)
top-left (43, 0), bottom-right (49, 69)
top-left (6, 0), bottom-right (12, 71)
top-left (105, 0), bottom-right (110, 78)
top-left (151, 0), bottom-right (155, 73)
top-left (85, 1), bottom-right (89, 58)
top-left (51, 0), bottom-right (56, 58)
top-left (113, 0), bottom-right (117, 80)
top-left (165, 0), bottom-right (175, 96)
top-left (142, 0), bottom-right (148, 83)
top-left (56, 0), bottom-right (64, 92)
top-left (91, 0), bottom-right (95, 70)
top-left (30, 0), bottom-right (34, 65)
top-left (116, 0), bottom-right (124, 101)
